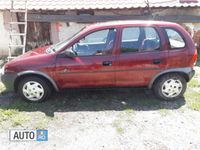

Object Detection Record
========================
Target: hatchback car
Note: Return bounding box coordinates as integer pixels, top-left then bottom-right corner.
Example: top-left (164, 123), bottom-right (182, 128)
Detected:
top-left (2, 20), bottom-right (197, 102)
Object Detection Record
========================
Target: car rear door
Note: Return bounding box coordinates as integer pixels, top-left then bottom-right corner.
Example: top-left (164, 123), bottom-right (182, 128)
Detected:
top-left (162, 27), bottom-right (188, 68)
top-left (55, 28), bottom-right (118, 89)
top-left (116, 25), bottom-right (168, 87)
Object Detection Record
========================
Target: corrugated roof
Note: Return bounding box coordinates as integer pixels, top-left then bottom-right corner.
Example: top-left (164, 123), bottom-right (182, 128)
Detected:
top-left (0, 0), bottom-right (200, 10)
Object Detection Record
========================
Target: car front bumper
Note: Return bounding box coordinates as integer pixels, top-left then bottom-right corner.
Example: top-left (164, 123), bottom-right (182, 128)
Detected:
top-left (1, 73), bottom-right (17, 92)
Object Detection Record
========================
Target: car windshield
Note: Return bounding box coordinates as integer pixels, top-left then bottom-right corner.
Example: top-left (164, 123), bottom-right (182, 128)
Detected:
top-left (46, 26), bottom-right (86, 53)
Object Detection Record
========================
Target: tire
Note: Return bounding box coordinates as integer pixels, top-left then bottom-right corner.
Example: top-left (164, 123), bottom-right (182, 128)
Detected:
top-left (18, 76), bottom-right (51, 102)
top-left (153, 73), bottom-right (186, 101)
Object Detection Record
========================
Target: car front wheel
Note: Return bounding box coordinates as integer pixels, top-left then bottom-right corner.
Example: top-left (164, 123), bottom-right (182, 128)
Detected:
top-left (153, 73), bottom-right (186, 101)
top-left (18, 76), bottom-right (51, 102)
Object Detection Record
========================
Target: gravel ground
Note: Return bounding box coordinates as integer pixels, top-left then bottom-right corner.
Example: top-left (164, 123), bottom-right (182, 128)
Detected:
top-left (0, 65), bottom-right (199, 150)
top-left (0, 109), bottom-right (200, 150)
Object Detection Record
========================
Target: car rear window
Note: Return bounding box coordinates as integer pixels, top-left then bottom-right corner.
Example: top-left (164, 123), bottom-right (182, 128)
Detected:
top-left (164, 28), bottom-right (186, 49)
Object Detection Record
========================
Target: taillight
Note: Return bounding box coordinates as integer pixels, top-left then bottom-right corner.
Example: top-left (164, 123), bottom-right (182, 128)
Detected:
top-left (193, 49), bottom-right (198, 65)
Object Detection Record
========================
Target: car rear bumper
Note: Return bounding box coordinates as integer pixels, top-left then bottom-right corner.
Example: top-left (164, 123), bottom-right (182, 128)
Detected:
top-left (1, 73), bottom-right (17, 92)
top-left (188, 69), bottom-right (195, 81)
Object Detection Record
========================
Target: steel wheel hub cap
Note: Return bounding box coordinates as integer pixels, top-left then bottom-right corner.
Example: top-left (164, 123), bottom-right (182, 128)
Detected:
top-left (161, 78), bottom-right (183, 98)
top-left (22, 81), bottom-right (44, 101)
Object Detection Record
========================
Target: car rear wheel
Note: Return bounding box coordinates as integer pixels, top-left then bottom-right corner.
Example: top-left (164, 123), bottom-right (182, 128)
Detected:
top-left (153, 73), bottom-right (186, 101)
top-left (18, 76), bottom-right (51, 102)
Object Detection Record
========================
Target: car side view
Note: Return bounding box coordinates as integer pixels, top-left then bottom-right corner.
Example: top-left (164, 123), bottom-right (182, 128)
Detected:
top-left (1, 20), bottom-right (197, 102)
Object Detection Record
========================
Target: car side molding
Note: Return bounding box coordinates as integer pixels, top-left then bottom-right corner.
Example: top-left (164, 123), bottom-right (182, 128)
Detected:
top-left (148, 67), bottom-right (195, 89)
top-left (17, 70), bottom-right (59, 91)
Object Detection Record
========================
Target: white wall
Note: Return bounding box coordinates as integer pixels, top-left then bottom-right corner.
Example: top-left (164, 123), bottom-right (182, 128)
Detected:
top-left (0, 11), bottom-right (21, 56)
top-left (0, 11), bottom-right (9, 56)
top-left (51, 22), bottom-right (88, 44)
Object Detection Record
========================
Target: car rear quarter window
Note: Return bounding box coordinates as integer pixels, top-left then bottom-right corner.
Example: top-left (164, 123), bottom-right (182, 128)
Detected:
top-left (120, 27), bottom-right (160, 53)
top-left (164, 28), bottom-right (186, 49)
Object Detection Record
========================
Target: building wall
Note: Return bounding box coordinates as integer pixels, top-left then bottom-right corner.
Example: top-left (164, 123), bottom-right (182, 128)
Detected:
top-left (0, 11), bottom-right (9, 56)
top-left (0, 11), bottom-right (21, 56)
top-left (50, 22), bottom-right (88, 44)
top-left (1, 8), bottom-right (200, 56)
top-left (51, 8), bottom-right (200, 46)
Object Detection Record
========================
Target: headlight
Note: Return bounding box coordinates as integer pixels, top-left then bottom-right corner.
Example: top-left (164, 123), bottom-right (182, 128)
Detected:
top-left (0, 66), bottom-right (5, 75)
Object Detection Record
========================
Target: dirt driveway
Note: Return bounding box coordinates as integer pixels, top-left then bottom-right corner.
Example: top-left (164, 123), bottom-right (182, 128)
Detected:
top-left (0, 67), bottom-right (200, 150)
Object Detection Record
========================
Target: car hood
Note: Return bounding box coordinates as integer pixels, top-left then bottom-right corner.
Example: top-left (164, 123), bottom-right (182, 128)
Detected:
top-left (15, 45), bottom-right (51, 60)
top-left (5, 46), bottom-right (55, 72)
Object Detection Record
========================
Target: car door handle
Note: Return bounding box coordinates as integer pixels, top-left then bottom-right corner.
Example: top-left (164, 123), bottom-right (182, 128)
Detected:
top-left (153, 59), bottom-right (162, 64)
top-left (102, 61), bottom-right (112, 66)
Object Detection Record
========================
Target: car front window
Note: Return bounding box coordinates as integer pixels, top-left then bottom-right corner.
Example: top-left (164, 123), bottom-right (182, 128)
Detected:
top-left (46, 27), bottom-right (86, 53)
top-left (71, 28), bottom-right (116, 56)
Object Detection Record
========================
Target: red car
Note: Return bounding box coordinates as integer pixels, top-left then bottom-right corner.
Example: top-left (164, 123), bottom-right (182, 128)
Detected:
top-left (1, 21), bottom-right (197, 102)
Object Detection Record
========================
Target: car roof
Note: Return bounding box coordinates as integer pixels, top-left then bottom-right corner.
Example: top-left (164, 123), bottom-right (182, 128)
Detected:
top-left (85, 20), bottom-right (177, 29)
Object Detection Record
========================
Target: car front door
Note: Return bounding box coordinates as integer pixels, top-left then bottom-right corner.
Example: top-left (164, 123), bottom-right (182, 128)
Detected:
top-left (55, 28), bottom-right (117, 88)
top-left (116, 26), bottom-right (168, 87)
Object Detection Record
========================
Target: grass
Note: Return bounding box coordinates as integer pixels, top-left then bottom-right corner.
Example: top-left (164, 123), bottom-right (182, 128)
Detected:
top-left (112, 120), bottom-right (125, 134)
top-left (185, 90), bottom-right (200, 111)
top-left (0, 97), bottom-right (56, 130)
top-left (124, 108), bottom-right (135, 114)
top-left (0, 108), bottom-right (31, 127)
top-left (116, 127), bottom-right (124, 134)
top-left (11, 113), bottom-right (31, 127)
top-left (0, 109), bottom-right (18, 123)
top-left (158, 109), bottom-right (170, 116)
top-left (185, 75), bottom-right (200, 111)
top-left (0, 105), bottom-right (55, 130)
top-left (188, 79), bottom-right (200, 88)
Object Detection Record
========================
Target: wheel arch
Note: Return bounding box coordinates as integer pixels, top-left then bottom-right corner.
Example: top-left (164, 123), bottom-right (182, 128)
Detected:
top-left (14, 71), bottom-right (59, 92)
top-left (148, 68), bottom-right (193, 89)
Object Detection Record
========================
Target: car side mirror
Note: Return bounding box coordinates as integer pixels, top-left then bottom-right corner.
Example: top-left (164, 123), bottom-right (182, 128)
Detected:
top-left (57, 48), bottom-right (76, 58)
top-left (65, 50), bottom-right (76, 58)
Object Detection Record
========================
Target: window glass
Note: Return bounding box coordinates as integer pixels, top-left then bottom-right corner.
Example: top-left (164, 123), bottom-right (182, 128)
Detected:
top-left (142, 27), bottom-right (160, 51)
top-left (120, 27), bottom-right (160, 53)
top-left (121, 27), bottom-right (140, 53)
top-left (72, 29), bottom-right (116, 56)
top-left (145, 27), bottom-right (159, 39)
top-left (80, 29), bottom-right (109, 44)
top-left (165, 28), bottom-right (185, 49)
